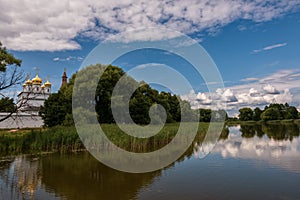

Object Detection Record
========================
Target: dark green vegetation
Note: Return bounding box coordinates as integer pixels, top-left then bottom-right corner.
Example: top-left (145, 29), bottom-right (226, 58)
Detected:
top-left (0, 97), bottom-right (15, 112)
top-left (238, 103), bottom-right (299, 122)
top-left (1, 121), bottom-right (300, 157)
top-left (0, 123), bottom-right (229, 156)
top-left (40, 64), bottom-right (227, 127)
top-left (0, 41), bottom-right (21, 72)
top-left (0, 126), bottom-right (83, 157)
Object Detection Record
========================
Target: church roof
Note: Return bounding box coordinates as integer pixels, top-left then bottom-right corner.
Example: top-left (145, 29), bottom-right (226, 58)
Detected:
top-left (32, 74), bottom-right (42, 84)
top-left (44, 80), bottom-right (51, 87)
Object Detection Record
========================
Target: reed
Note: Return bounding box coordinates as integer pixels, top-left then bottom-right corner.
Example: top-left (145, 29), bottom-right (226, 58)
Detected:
top-left (0, 123), bottom-right (228, 156)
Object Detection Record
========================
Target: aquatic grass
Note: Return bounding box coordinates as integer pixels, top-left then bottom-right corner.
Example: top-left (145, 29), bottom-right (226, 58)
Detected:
top-left (0, 126), bottom-right (84, 156)
top-left (0, 123), bottom-right (229, 156)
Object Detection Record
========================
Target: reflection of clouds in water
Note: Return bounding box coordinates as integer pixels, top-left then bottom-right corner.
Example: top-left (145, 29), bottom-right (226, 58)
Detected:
top-left (194, 127), bottom-right (300, 173)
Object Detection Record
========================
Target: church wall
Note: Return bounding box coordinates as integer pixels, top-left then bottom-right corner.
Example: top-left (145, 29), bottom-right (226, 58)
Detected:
top-left (0, 113), bottom-right (43, 129)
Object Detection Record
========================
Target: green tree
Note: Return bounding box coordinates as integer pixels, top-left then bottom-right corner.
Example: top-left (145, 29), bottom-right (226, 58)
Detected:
top-left (0, 41), bottom-right (23, 122)
top-left (41, 64), bottom-right (184, 126)
top-left (253, 107), bottom-right (262, 121)
top-left (40, 74), bottom-right (75, 127)
top-left (238, 108), bottom-right (253, 121)
top-left (199, 109), bottom-right (212, 122)
top-left (261, 107), bottom-right (281, 121)
top-left (284, 106), bottom-right (298, 119)
top-left (211, 109), bottom-right (228, 122)
top-left (0, 42), bottom-right (21, 72)
top-left (262, 103), bottom-right (299, 120)
top-left (0, 97), bottom-right (15, 112)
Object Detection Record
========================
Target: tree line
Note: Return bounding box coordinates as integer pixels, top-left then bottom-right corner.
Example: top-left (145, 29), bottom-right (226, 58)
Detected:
top-left (238, 103), bottom-right (299, 121)
top-left (40, 64), bottom-right (227, 127)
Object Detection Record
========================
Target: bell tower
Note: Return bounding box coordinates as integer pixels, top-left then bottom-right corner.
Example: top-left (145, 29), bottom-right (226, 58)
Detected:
top-left (61, 68), bottom-right (68, 88)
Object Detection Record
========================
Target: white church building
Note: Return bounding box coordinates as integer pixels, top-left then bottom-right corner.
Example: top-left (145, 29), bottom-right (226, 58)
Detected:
top-left (0, 72), bottom-right (56, 129)
top-left (18, 74), bottom-right (52, 113)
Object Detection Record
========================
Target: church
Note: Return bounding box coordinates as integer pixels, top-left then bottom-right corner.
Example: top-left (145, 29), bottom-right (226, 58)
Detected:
top-left (0, 69), bottom-right (67, 129)
top-left (17, 73), bottom-right (52, 113)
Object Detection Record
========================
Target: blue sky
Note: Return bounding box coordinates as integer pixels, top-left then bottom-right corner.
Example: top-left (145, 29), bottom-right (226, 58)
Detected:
top-left (1, 0), bottom-right (300, 115)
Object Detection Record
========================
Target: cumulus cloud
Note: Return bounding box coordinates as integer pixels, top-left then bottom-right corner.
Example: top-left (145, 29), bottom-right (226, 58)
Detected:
top-left (0, 0), bottom-right (300, 51)
top-left (263, 84), bottom-right (280, 94)
top-left (181, 69), bottom-right (300, 114)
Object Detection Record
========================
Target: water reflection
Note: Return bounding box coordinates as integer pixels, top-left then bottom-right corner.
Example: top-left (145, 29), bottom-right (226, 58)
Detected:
top-left (0, 156), bottom-right (45, 200)
top-left (0, 123), bottom-right (300, 199)
top-left (194, 123), bottom-right (300, 173)
top-left (0, 153), bottom-right (163, 200)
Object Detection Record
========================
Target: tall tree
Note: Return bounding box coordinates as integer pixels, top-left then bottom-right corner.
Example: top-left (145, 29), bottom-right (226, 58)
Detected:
top-left (261, 107), bottom-right (281, 121)
top-left (0, 42), bottom-right (21, 72)
top-left (238, 108), bottom-right (254, 121)
top-left (0, 41), bottom-right (23, 122)
top-left (40, 64), bottom-right (184, 127)
top-left (253, 107), bottom-right (263, 121)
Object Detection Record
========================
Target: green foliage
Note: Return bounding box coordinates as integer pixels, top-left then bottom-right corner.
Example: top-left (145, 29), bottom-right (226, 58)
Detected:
top-left (237, 103), bottom-right (299, 122)
top-left (40, 74), bottom-right (75, 127)
top-left (0, 97), bottom-right (15, 112)
top-left (253, 107), bottom-right (262, 121)
top-left (261, 107), bottom-right (281, 121)
top-left (0, 123), bottom-right (230, 156)
top-left (199, 109), bottom-right (212, 122)
top-left (260, 103), bottom-right (299, 121)
top-left (0, 127), bottom-right (83, 156)
top-left (238, 108), bottom-right (254, 121)
top-left (0, 41), bottom-right (22, 72)
top-left (41, 64), bottom-right (191, 126)
top-left (41, 64), bottom-right (229, 126)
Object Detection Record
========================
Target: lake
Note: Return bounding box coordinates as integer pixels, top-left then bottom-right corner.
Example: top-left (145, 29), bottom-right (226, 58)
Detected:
top-left (1, 123), bottom-right (300, 199)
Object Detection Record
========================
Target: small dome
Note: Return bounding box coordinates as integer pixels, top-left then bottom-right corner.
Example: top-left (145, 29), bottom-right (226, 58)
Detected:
top-left (22, 83), bottom-right (27, 87)
top-left (41, 84), bottom-right (45, 89)
top-left (32, 74), bottom-right (42, 84)
top-left (25, 79), bottom-right (32, 85)
top-left (44, 80), bottom-right (52, 87)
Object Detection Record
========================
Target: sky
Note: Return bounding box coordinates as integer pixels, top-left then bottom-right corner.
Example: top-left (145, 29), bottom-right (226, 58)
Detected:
top-left (1, 0), bottom-right (300, 116)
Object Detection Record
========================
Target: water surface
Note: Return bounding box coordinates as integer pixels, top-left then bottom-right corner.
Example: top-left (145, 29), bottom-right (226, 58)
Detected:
top-left (1, 123), bottom-right (300, 199)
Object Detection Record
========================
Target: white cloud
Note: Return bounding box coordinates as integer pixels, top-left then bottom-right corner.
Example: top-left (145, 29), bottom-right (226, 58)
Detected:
top-left (253, 43), bottom-right (287, 53)
top-left (263, 84), bottom-right (280, 94)
top-left (241, 77), bottom-right (259, 82)
top-left (0, 0), bottom-right (299, 51)
top-left (53, 56), bottom-right (83, 62)
top-left (181, 69), bottom-right (300, 115)
top-left (206, 130), bottom-right (300, 173)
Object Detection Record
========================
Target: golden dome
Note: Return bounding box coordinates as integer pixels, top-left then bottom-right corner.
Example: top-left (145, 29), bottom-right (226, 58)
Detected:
top-left (44, 80), bottom-right (52, 87)
top-left (41, 84), bottom-right (45, 89)
top-left (25, 79), bottom-right (32, 85)
top-left (23, 83), bottom-right (27, 87)
top-left (32, 74), bottom-right (42, 84)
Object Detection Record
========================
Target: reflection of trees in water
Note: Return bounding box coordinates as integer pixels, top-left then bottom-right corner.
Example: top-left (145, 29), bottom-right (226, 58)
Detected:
top-left (0, 150), bottom-right (197, 200)
top-left (0, 156), bottom-right (41, 200)
top-left (240, 123), bottom-right (300, 141)
top-left (40, 152), bottom-right (162, 200)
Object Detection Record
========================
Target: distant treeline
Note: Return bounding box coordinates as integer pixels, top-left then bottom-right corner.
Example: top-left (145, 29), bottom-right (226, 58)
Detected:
top-left (235, 103), bottom-right (300, 122)
top-left (40, 64), bottom-right (227, 127)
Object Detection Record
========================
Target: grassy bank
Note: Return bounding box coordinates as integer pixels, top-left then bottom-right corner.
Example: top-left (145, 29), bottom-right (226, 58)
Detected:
top-left (0, 123), bottom-right (228, 157)
top-left (0, 126), bottom-right (83, 157)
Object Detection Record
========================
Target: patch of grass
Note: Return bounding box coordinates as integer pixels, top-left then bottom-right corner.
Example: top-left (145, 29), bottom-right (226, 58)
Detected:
top-left (0, 122), bottom-right (229, 156)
